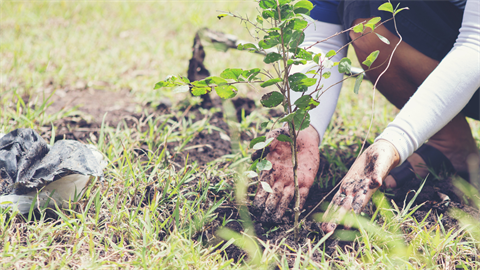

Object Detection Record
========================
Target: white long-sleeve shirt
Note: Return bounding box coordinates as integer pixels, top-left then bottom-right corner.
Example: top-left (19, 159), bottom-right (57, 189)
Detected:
top-left (298, 0), bottom-right (479, 164)
top-left (291, 20), bottom-right (347, 141)
top-left (375, 0), bottom-right (480, 164)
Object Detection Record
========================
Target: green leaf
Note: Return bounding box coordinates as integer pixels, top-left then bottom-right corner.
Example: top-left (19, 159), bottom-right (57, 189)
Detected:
top-left (293, 110), bottom-right (310, 131)
top-left (258, 31), bottom-right (280, 50)
top-left (280, 4), bottom-right (295, 20)
top-left (215, 85), bottom-right (237, 99)
top-left (289, 31), bottom-right (305, 48)
top-left (261, 91), bottom-right (284, 107)
top-left (295, 48), bottom-right (313, 61)
top-left (294, 0), bottom-right (313, 10)
top-left (264, 52), bottom-right (283, 64)
top-left (192, 80), bottom-right (208, 87)
top-left (260, 78), bottom-right (282, 88)
top-left (217, 14), bottom-right (229, 20)
top-left (244, 171), bottom-right (258, 178)
top-left (250, 159), bottom-right (259, 170)
top-left (394, 7), bottom-right (409, 16)
top-left (259, 0), bottom-right (277, 9)
top-left (238, 43), bottom-right (258, 51)
top-left (279, 113), bottom-right (294, 123)
top-left (262, 10), bottom-right (275, 19)
top-left (256, 15), bottom-right (264, 25)
top-left (306, 70), bottom-right (317, 75)
top-left (365, 17), bottom-right (381, 30)
top-left (257, 160), bottom-right (273, 171)
top-left (288, 73), bottom-right (317, 92)
top-left (260, 181), bottom-right (273, 192)
top-left (295, 95), bottom-right (319, 110)
top-left (378, 2), bottom-right (394, 13)
top-left (287, 59), bottom-right (307, 65)
top-left (375, 33), bottom-right (390, 45)
top-left (206, 76), bottom-right (228, 85)
top-left (353, 23), bottom-right (364, 33)
top-left (154, 75), bottom-right (185, 89)
top-left (276, 134), bottom-right (293, 145)
top-left (180, 77), bottom-right (190, 84)
top-left (294, 95), bottom-right (311, 109)
top-left (220, 68), bottom-right (243, 80)
top-left (338, 57), bottom-right (352, 73)
top-left (172, 85), bottom-right (189, 93)
top-left (313, 53), bottom-right (322, 64)
top-left (253, 137), bottom-right (275, 150)
top-left (154, 81), bottom-right (169, 89)
top-left (309, 99), bottom-right (320, 109)
top-left (259, 38), bottom-right (280, 49)
top-left (322, 71), bottom-right (331, 79)
top-left (292, 18), bottom-right (308, 30)
top-left (191, 87), bottom-right (210, 96)
top-left (282, 28), bottom-right (294, 45)
top-left (362, 50), bottom-right (379, 68)
top-left (354, 73), bottom-right (364, 94)
top-left (260, 121), bottom-right (270, 129)
top-left (243, 68), bottom-right (261, 81)
top-left (294, 0), bottom-right (313, 14)
top-left (249, 136), bottom-right (266, 148)
top-left (326, 50), bottom-right (336, 58)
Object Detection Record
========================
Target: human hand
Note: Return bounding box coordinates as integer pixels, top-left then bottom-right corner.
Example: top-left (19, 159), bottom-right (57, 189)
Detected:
top-left (321, 140), bottom-right (400, 232)
top-left (252, 125), bottom-right (320, 223)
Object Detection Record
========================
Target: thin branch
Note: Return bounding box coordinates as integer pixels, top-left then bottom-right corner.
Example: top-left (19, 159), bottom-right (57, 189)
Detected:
top-left (357, 3), bottom-right (404, 157)
top-left (217, 10), bottom-right (268, 34)
top-left (302, 4), bottom-right (404, 223)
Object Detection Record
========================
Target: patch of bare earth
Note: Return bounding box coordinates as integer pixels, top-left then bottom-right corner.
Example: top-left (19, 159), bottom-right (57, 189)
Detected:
top-left (41, 88), bottom-right (479, 266)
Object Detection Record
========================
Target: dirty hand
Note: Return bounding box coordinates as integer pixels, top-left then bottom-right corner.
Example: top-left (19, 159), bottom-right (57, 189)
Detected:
top-left (321, 140), bottom-right (400, 232)
top-left (251, 125), bottom-right (320, 223)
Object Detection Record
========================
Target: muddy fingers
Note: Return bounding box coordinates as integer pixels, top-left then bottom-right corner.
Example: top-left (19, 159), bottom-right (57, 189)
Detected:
top-left (251, 126), bottom-right (320, 223)
top-left (320, 140), bottom-right (400, 232)
top-left (273, 185), bottom-right (294, 223)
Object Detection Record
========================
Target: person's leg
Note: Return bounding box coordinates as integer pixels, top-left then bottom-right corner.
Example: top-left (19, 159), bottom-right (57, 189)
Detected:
top-left (349, 18), bottom-right (479, 188)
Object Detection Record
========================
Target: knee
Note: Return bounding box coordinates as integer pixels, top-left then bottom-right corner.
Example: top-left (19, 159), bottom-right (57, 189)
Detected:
top-left (349, 29), bottom-right (366, 51)
top-left (348, 18), bottom-right (394, 56)
top-left (349, 24), bottom-right (376, 55)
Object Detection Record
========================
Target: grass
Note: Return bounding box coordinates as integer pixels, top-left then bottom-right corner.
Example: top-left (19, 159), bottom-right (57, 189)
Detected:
top-left (1, 1), bottom-right (480, 269)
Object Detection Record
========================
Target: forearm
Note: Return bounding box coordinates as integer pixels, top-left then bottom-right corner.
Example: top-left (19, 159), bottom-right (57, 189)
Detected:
top-left (376, 0), bottom-right (480, 164)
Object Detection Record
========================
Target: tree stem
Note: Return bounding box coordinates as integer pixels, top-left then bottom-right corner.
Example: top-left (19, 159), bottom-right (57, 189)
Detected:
top-left (275, 0), bottom-right (301, 242)
top-left (291, 125), bottom-right (300, 241)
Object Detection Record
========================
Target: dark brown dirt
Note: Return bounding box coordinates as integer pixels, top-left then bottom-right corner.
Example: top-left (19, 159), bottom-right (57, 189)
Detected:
top-left (41, 88), bottom-right (149, 143)
top-left (41, 86), bottom-right (232, 166)
top-left (171, 109), bottom-right (232, 165)
top-left (38, 87), bottom-right (479, 267)
top-left (231, 97), bottom-right (256, 122)
top-left (208, 141), bottom-right (480, 265)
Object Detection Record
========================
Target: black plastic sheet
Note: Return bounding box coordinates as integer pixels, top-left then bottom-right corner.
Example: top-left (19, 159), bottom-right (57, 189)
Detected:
top-left (0, 128), bottom-right (105, 212)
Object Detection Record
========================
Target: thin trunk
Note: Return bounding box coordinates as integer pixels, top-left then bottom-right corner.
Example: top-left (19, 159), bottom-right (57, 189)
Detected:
top-left (289, 124), bottom-right (300, 241)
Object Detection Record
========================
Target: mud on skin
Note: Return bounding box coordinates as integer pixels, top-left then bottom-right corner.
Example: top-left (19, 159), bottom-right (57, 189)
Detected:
top-left (251, 128), bottom-right (290, 162)
top-left (251, 126), bottom-right (320, 224)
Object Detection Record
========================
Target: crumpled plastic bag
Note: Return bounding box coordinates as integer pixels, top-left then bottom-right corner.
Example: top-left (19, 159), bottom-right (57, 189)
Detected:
top-left (0, 128), bottom-right (106, 213)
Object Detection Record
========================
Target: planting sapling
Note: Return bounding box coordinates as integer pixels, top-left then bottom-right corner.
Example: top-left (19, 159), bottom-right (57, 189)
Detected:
top-left (155, 0), bottom-right (402, 240)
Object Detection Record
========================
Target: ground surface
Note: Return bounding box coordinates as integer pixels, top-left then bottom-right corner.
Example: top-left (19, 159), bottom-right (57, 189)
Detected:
top-left (39, 87), bottom-right (480, 266)
top-left (1, 1), bottom-right (479, 269)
